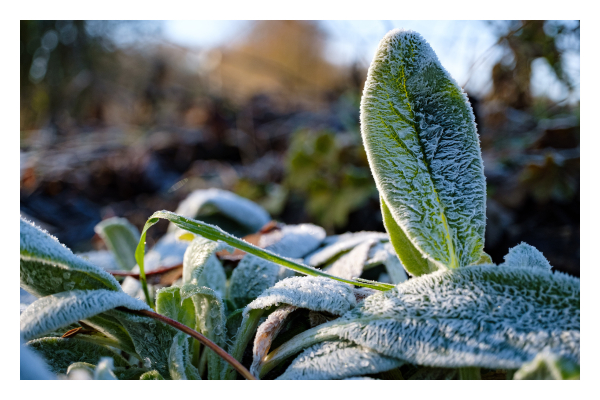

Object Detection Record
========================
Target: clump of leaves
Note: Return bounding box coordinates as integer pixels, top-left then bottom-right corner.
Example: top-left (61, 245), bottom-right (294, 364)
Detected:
top-left (284, 129), bottom-right (375, 231)
top-left (21, 29), bottom-right (579, 380)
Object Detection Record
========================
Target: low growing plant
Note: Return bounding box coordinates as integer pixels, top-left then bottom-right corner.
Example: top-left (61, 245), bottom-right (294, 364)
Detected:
top-left (20, 29), bottom-right (579, 380)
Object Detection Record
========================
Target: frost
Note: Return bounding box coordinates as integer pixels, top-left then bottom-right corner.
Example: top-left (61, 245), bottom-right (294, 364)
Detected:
top-left (76, 250), bottom-right (119, 271)
top-left (277, 340), bottom-right (403, 380)
top-left (20, 335), bottom-right (55, 379)
top-left (140, 370), bottom-right (164, 380)
top-left (259, 223), bottom-right (326, 258)
top-left (168, 331), bottom-right (201, 380)
top-left (168, 188), bottom-right (270, 234)
top-left (251, 305), bottom-right (297, 378)
top-left (305, 231), bottom-right (388, 267)
top-left (25, 337), bottom-right (129, 374)
top-left (318, 265), bottom-right (579, 369)
top-left (20, 289), bottom-right (150, 341)
top-left (182, 236), bottom-right (226, 296)
top-left (513, 350), bottom-right (580, 380)
top-left (246, 276), bottom-right (357, 317)
top-left (365, 241), bottom-right (408, 284)
top-left (324, 240), bottom-right (374, 280)
top-left (143, 231), bottom-right (191, 272)
top-left (360, 29), bottom-right (486, 271)
top-left (93, 357), bottom-right (118, 380)
top-left (20, 218), bottom-right (122, 297)
top-left (501, 242), bottom-right (552, 270)
top-left (180, 284), bottom-right (227, 380)
top-left (228, 255), bottom-right (295, 308)
top-left (94, 217), bottom-right (140, 271)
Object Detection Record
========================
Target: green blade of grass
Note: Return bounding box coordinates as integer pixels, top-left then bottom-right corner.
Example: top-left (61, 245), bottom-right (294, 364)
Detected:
top-left (135, 211), bottom-right (394, 306)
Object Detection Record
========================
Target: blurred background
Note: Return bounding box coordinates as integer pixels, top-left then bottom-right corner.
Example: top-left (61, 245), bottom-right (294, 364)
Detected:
top-left (20, 20), bottom-right (580, 276)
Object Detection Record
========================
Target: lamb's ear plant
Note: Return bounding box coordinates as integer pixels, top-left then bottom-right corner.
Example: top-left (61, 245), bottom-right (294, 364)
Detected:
top-left (20, 28), bottom-right (579, 380)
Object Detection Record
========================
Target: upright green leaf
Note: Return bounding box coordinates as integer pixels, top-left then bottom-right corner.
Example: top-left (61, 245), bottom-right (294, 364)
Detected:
top-left (94, 217), bottom-right (140, 271)
top-left (182, 237), bottom-right (227, 295)
top-left (20, 218), bottom-right (122, 297)
top-left (156, 286), bottom-right (196, 329)
top-left (168, 331), bottom-right (202, 380)
top-left (180, 284), bottom-right (227, 380)
top-left (360, 29), bottom-right (486, 272)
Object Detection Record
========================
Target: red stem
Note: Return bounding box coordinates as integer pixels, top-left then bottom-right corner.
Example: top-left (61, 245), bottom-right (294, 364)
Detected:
top-left (120, 307), bottom-right (256, 380)
top-left (108, 264), bottom-right (182, 278)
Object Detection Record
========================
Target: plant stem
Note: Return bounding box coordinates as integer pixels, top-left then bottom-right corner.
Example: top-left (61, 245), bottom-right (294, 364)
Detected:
top-left (121, 307), bottom-right (256, 380)
top-left (459, 367), bottom-right (481, 380)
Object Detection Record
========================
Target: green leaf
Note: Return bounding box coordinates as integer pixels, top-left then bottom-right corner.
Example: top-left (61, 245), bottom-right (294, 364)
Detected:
top-left (262, 264), bottom-right (579, 373)
top-left (180, 284), bottom-right (227, 380)
top-left (94, 217), bottom-right (140, 271)
top-left (168, 188), bottom-right (271, 236)
top-left (513, 350), bottom-right (580, 380)
top-left (168, 331), bottom-right (202, 380)
top-left (140, 370), bottom-right (165, 380)
top-left (182, 236), bottom-right (227, 295)
top-left (156, 286), bottom-right (196, 330)
top-left (136, 211), bottom-right (394, 292)
top-left (20, 289), bottom-right (151, 341)
top-left (26, 337), bottom-right (129, 374)
top-left (20, 218), bottom-right (122, 297)
top-left (360, 29), bottom-right (486, 270)
top-left (107, 308), bottom-right (177, 379)
top-left (82, 314), bottom-right (139, 357)
top-left (381, 197), bottom-right (437, 276)
top-left (228, 255), bottom-right (294, 309)
top-left (276, 340), bottom-right (403, 380)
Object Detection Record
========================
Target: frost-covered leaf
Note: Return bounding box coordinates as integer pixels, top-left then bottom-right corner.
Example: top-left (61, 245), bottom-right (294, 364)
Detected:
top-left (169, 188), bottom-right (271, 235)
top-left (321, 265), bottom-right (579, 369)
top-left (501, 242), bottom-right (552, 270)
top-left (260, 223), bottom-right (326, 258)
top-left (20, 218), bottom-right (121, 297)
top-left (94, 357), bottom-right (118, 380)
top-left (247, 276), bottom-right (358, 316)
top-left (513, 350), bottom-right (580, 380)
top-left (180, 284), bottom-right (227, 380)
top-left (276, 340), bottom-right (403, 380)
top-left (143, 231), bottom-right (190, 272)
top-left (251, 305), bottom-right (297, 378)
top-left (25, 337), bottom-right (129, 374)
top-left (262, 264), bottom-right (579, 374)
top-left (94, 217), bottom-right (140, 271)
top-left (107, 308), bottom-right (177, 378)
top-left (360, 29), bottom-right (486, 271)
top-left (140, 370), bottom-right (165, 380)
top-left (169, 331), bottom-right (201, 380)
top-left (20, 336), bottom-right (55, 380)
top-left (365, 241), bottom-right (408, 284)
top-left (228, 255), bottom-right (294, 309)
top-left (182, 236), bottom-right (227, 296)
top-left (156, 286), bottom-right (196, 329)
top-left (76, 250), bottom-right (119, 271)
top-left (305, 231), bottom-right (388, 267)
top-left (20, 289), bottom-right (150, 341)
top-left (324, 240), bottom-right (374, 280)
top-left (66, 362), bottom-right (95, 379)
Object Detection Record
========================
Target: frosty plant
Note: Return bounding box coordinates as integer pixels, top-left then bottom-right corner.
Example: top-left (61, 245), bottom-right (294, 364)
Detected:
top-left (20, 29), bottom-right (579, 380)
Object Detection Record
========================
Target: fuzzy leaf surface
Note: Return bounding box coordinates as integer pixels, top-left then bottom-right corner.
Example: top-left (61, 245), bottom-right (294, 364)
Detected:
top-left (20, 289), bottom-right (150, 341)
top-left (94, 217), bottom-right (140, 271)
top-left (26, 337), bottom-right (129, 374)
top-left (360, 29), bottom-right (486, 270)
top-left (180, 284), bottom-right (227, 380)
top-left (277, 340), bottom-right (403, 380)
top-left (182, 236), bottom-right (227, 295)
top-left (20, 218), bottom-right (121, 297)
top-left (168, 331), bottom-right (202, 380)
top-left (320, 264), bottom-right (580, 369)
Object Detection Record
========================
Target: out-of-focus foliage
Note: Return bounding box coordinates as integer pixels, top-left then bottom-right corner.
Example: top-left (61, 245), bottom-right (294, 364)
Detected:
top-left (284, 129), bottom-right (375, 232)
top-left (487, 20), bottom-right (579, 111)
